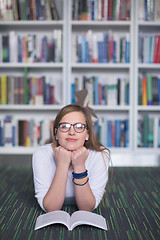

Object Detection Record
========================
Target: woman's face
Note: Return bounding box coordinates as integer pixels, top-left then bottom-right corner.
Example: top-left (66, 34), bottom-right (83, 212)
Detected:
top-left (56, 111), bottom-right (89, 151)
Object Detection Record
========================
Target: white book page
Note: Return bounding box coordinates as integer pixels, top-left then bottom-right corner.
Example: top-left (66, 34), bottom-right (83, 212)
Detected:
top-left (70, 211), bottom-right (107, 231)
top-left (35, 210), bottom-right (70, 230)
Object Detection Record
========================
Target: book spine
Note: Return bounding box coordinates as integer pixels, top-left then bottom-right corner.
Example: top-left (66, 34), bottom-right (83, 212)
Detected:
top-left (146, 75), bottom-right (153, 105)
top-left (142, 77), bottom-right (147, 105)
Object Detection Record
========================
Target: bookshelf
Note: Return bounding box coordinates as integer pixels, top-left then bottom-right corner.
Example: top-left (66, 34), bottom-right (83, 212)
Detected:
top-left (134, 0), bottom-right (160, 153)
top-left (0, 0), bottom-right (66, 154)
top-left (0, 0), bottom-right (160, 156)
top-left (67, 0), bottom-right (134, 152)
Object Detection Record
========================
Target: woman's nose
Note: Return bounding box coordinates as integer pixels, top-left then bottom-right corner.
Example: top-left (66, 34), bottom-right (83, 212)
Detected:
top-left (68, 125), bottom-right (75, 134)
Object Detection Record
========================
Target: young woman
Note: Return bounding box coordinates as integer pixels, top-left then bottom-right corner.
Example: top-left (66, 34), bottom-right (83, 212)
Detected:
top-left (32, 104), bottom-right (110, 212)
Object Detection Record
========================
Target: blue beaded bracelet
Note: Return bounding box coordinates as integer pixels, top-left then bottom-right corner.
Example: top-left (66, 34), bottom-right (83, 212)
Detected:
top-left (72, 177), bottom-right (89, 186)
top-left (72, 170), bottom-right (88, 179)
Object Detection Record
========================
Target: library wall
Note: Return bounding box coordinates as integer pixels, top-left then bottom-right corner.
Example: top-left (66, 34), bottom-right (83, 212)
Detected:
top-left (0, 0), bottom-right (160, 166)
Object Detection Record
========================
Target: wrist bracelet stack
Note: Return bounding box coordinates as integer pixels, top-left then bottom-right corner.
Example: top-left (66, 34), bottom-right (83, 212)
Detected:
top-left (72, 169), bottom-right (89, 186)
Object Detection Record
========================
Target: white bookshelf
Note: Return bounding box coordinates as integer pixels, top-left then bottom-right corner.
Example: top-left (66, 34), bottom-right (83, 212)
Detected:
top-left (0, 0), bottom-right (160, 156)
top-left (134, 0), bottom-right (160, 153)
top-left (67, 0), bottom-right (134, 152)
top-left (0, 0), bottom-right (66, 154)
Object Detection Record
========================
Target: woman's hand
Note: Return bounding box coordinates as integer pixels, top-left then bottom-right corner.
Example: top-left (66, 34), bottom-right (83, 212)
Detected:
top-left (71, 147), bottom-right (89, 172)
top-left (53, 146), bottom-right (72, 169)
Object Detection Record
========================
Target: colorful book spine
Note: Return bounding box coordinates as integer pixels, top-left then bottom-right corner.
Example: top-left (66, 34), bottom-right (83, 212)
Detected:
top-left (142, 77), bottom-right (147, 105)
top-left (146, 75), bottom-right (153, 105)
top-left (1, 75), bottom-right (7, 104)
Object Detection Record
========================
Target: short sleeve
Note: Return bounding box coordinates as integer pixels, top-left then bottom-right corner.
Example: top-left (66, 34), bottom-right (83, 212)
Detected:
top-left (32, 146), bottom-right (56, 211)
top-left (86, 151), bottom-right (109, 209)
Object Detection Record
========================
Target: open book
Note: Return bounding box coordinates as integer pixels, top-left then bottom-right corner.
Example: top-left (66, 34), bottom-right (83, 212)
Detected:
top-left (35, 210), bottom-right (107, 231)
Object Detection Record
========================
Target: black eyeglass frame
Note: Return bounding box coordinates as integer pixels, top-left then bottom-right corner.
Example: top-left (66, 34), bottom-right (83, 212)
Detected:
top-left (58, 122), bottom-right (87, 133)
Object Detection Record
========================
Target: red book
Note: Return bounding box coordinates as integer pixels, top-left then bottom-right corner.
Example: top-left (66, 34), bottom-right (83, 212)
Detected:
top-left (157, 36), bottom-right (160, 63)
top-left (153, 35), bottom-right (160, 63)
top-left (98, 83), bottom-right (102, 105)
top-left (50, 85), bottom-right (54, 104)
top-left (109, 35), bottom-right (114, 62)
top-left (112, 122), bottom-right (115, 147)
top-left (108, 0), bottom-right (113, 20)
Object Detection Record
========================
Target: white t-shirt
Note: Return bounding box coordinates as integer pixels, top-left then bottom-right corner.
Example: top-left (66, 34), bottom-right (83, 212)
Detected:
top-left (32, 144), bottom-right (109, 211)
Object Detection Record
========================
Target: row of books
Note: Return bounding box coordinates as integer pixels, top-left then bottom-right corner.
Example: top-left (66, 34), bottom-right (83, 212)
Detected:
top-left (94, 117), bottom-right (129, 148)
top-left (138, 0), bottom-right (160, 21)
top-left (0, 73), bottom-right (62, 105)
top-left (0, 116), bottom-right (54, 147)
top-left (138, 115), bottom-right (160, 148)
top-left (138, 75), bottom-right (160, 105)
top-left (138, 34), bottom-right (160, 64)
top-left (72, 31), bottom-right (130, 63)
top-left (0, 115), bottom-right (129, 148)
top-left (0, 30), bottom-right (62, 63)
top-left (72, 0), bottom-right (130, 21)
top-left (71, 76), bottom-right (129, 106)
top-left (0, 0), bottom-right (60, 21)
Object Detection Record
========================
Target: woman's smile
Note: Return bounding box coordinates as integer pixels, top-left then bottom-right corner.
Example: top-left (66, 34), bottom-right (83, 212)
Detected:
top-left (66, 138), bottom-right (78, 142)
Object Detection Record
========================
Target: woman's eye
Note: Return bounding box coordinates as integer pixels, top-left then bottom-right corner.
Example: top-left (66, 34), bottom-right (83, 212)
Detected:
top-left (62, 125), bottom-right (67, 129)
top-left (76, 124), bottom-right (82, 129)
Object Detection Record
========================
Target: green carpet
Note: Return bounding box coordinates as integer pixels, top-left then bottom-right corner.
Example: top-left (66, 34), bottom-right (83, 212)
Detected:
top-left (0, 165), bottom-right (159, 240)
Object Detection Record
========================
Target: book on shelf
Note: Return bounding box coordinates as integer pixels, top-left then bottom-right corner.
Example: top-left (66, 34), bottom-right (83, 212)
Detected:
top-left (71, 75), bottom-right (129, 106)
top-left (138, 0), bottom-right (160, 21)
top-left (72, 30), bottom-right (130, 63)
top-left (0, 116), bottom-right (54, 147)
top-left (138, 34), bottom-right (160, 64)
top-left (138, 75), bottom-right (160, 105)
top-left (0, 73), bottom-right (62, 105)
top-left (0, 30), bottom-right (62, 63)
top-left (0, 115), bottom-right (130, 148)
top-left (0, 0), bottom-right (61, 21)
top-left (35, 210), bottom-right (107, 231)
top-left (72, 0), bottom-right (130, 21)
top-left (94, 117), bottom-right (129, 148)
top-left (137, 114), bottom-right (160, 148)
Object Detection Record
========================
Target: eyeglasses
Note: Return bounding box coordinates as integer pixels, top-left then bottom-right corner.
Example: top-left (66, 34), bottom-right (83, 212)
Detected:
top-left (58, 122), bottom-right (87, 133)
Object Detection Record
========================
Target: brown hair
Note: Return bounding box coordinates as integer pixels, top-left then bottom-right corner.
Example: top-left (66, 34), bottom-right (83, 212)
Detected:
top-left (53, 104), bottom-right (110, 155)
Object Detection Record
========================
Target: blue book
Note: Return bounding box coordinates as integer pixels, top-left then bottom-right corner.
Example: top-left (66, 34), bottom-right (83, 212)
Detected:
top-left (0, 120), bottom-right (4, 146)
top-left (12, 125), bottom-right (16, 146)
top-left (85, 41), bottom-right (89, 62)
top-left (97, 41), bottom-right (103, 63)
top-left (81, 34), bottom-right (86, 63)
top-left (144, 0), bottom-right (148, 21)
top-left (91, 0), bottom-right (95, 20)
top-left (115, 120), bottom-right (121, 147)
top-left (93, 120), bottom-right (99, 139)
top-left (42, 36), bottom-right (48, 62)
top-left (18, 36), bottom-right (22, 62)
top-left (158, 120), bottom-right (160, 147)
top-left (150, 36), bottom-right (155, 63)
top-left (158, 78), bottom-right (160, 105)
top-left (125, 38), bottom-right (130, 63)
top-left (94, 76), bottom-right (99, 105)
top-left (71, 83), bottom-right (75, 104)
top-left (107, 121), bottom-right (112, 147)
top-left (126, 83), bottom-right (129, 105)
top-left (103, 33), bottom-right (108, 63)
top-left (124, 119), bottom-right (129, 148)
top-left (113, 40), bottom-right (117, 63)
top-left (45, 81), bottom-right (50, 104)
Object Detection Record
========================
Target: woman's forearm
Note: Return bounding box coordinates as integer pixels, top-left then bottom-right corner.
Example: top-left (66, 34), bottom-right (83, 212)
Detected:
top-left (74, 183), bottom-right (96, 211)
top-left (73, 165), bottom-right (96, 211)
top-left (43, 165), bottom-right (68, 212)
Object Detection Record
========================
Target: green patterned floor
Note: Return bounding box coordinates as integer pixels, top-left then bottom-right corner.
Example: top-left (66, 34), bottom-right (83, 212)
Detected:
top-left (0, 165), bottom-right (159, 240)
